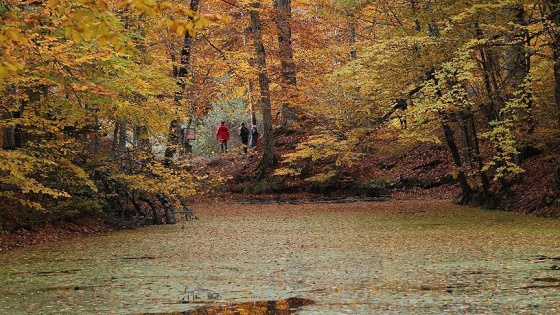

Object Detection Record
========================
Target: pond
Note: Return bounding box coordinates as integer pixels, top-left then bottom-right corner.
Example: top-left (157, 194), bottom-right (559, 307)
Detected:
top-left (1, 199), bottom-right (559, 314)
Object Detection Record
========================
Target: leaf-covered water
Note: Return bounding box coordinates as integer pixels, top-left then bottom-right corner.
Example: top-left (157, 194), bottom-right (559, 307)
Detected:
top-left (1, 200), bottom-right (559, 314)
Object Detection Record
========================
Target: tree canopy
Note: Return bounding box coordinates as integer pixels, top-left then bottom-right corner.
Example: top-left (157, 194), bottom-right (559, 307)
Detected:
top-left (2, 0), bottom-right (560, 230)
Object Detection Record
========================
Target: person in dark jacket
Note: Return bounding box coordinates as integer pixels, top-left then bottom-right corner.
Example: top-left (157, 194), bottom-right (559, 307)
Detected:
top-left (215, 121), bottom-right (230, 153)
top-left (249, 125), bottom-right (258, 152)
top-left (239, 122), bottom-right (250, 153)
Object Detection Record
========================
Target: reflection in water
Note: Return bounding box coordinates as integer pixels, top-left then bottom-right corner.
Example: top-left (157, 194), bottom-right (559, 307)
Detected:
top-left (144, 297), bottom-right (315, 315)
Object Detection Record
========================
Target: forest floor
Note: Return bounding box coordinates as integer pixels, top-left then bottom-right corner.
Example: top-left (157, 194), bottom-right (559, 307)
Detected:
top-left (1, 199), bottom-right (560, 314)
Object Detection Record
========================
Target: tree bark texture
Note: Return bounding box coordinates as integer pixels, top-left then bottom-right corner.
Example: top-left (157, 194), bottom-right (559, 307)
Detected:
top-left (156, 193), bottom-right (176, 224)
top-left (348, 18), bottom-right (357, 59)
top-left (273, 0), bottom-right (297, 86)
top-left (441, 120), bottom-right (472, 204)
top-left (139, 193), bottom-right (163, 225)
top-left (550, 0), bottom-right (560, 124)
top-left (118, 119), bottom-right (127, 156)
top-left (273, 0), bottom-right (298, 124)
top-left (164, 0), bottom-right (200, 163)
top-left (250, 2), bottom-right (276, 171)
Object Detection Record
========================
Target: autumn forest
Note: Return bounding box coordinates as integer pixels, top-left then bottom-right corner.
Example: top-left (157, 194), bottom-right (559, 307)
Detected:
top-left (2, 0), bottom-right (560, 235)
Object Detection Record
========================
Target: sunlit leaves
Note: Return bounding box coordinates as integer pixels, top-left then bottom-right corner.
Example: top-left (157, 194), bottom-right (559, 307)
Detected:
top-left (0, 0), bottom-right (225, 212)
top-left (275, 131), bottom-right (364, 181)
top-left (482, 77), bottom-right (534, 180)
top-left (0, 0), bottom-right (229, 78)
top-left (0, 151), bottom-right (72, 210)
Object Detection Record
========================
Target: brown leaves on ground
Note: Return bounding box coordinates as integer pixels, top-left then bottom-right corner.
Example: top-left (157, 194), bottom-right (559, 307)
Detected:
top-left (0, 219), bottom-right (111, 252)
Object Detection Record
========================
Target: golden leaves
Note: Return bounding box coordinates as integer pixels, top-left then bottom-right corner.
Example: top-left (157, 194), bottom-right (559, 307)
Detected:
top-left (0, 150), bottom-right (73, 211)
top-left (0, 58), bottom-right (24, 78)
top-left (1, 27), bottom-right (28, 45)
top-left (114, 0), bottom-right (230, 37)
top-left (0, 24), bottom-right (28, 77)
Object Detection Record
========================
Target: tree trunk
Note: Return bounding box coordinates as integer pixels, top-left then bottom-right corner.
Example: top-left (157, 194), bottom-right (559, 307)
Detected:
top-left (503, 5), bottom-right (531, 182)
top-left (1, 85), bottom-right (17, 150)
top-left (125, 188), bottom-right (145, 217)
top-left (550, 0), bottom-right (560, 124)
top-left (441, 120), bottom-right (472, 204)
top-left (250, 2), bottom-right (276, 173)
top-left (469, 116), bottom-right (490, 195)
top-left (118, 119), bottom-right (127, 155)
top-left (348, 17), bottom-right (357, 59)
top-left (156, 193), bottom-right (176, 224)
top-left (3, 85), bottom-right (40, 150)
top-left (273, 0), bottom-right (298, 125)
top-left (475, 23), bottom-right (500, 123)
top-left (139, 193), bottom-right (162, 225)
top-left (1, 108), bottom-right (15, 150)
top-left (164, 119), bottom-right (179, 167)
top-left (164, 0), bottom-right (200, 164)
top-left (249, 81), bottom-right (258, 126)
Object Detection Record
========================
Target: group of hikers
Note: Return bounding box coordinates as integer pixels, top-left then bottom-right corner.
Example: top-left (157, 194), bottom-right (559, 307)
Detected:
top-left (215, 121), bottom-right (258, 154)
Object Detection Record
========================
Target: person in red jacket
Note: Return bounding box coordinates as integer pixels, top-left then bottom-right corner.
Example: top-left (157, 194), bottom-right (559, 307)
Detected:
top-left (215, 121), bottom-right (230, 153)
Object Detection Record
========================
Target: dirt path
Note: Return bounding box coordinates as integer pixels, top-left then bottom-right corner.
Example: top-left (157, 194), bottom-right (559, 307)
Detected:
top-left (1, 199), bottom-right (559, 314)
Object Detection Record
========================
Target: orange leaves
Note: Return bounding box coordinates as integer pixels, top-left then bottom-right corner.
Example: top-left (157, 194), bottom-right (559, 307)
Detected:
top-left (114, 0), bottom-right (230, 37)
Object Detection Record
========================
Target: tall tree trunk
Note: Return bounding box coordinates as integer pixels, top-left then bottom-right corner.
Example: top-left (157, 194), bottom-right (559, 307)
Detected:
top-left (469, 116), bottom-right (490, 195)
top-left (164, 119), bottom-right (179, 167)
top-left (247, 81), bottom-right (258, 126)
top-left (1, 108), bottom-right (15, 150)
top-left (348, 16), bottom-right (357, 59)
top-left (250, 2), bottom-right (275, 173)
top-left (118, 119), bottom-right (127, 155)
top-left (475, 23), bottom-right (500, 123)
top-left (429, 21), bottom-right (473, 202)
top-left (441, 120), bottom-right (472, 204)
top-left (112, 119), bottom-right (128, 164)
top-left (1, 85), bottom-right (17, 150)
top-left (549, 0), bottom-right (560, 124)
top-left (273, 0), bottom-right (298, 125)
top-left (503, 4), bottom-right (531, 182)
top-left (503, 4), bottom-right (530, 117)
top-left (410, 0), bottom-right (421, 32)
top-left (1, 85), bottom-right (48, 150)
top-left (164, 0), bottom-right (200, 164)
top-left (457, 110), bottom-right (490, 195)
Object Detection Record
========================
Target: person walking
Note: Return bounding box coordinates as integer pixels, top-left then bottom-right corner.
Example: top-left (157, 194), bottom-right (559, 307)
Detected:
top-left (239, 122), bottom-right (250, 153)
top-left (249, 125), bottom-right (258, 152)
top-left (215, 121), bottom-right (230, 154)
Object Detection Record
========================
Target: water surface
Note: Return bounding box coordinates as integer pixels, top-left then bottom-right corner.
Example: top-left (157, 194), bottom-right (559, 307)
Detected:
top-left (1, 200), bottom-right (559, 314)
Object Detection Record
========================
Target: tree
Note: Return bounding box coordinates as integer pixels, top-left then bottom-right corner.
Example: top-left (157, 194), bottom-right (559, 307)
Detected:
top-left (274, 0), bottom-right (559, 206)
top-left (249, 1), bottom-right (276, 173)
top-left (543, 0), bottom-right (560, 123)
top-left (0, 0), bottom-right (223, 228)
top-left (273, 0), bottom-right (298, 124)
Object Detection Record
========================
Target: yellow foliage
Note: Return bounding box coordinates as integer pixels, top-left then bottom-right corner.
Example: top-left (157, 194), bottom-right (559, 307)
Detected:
top-left (279, 130), bottom-right (364, 181)
top-left (305, 170), bottom-right (337, 183)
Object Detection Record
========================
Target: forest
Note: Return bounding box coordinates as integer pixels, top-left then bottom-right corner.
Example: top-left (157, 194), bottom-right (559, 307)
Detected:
top-left (2, 0), bottom-right (560, 237)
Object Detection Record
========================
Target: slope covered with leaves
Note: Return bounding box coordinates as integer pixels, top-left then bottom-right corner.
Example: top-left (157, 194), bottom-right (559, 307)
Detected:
top-left (220, 120), bottom-right (560, 220)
